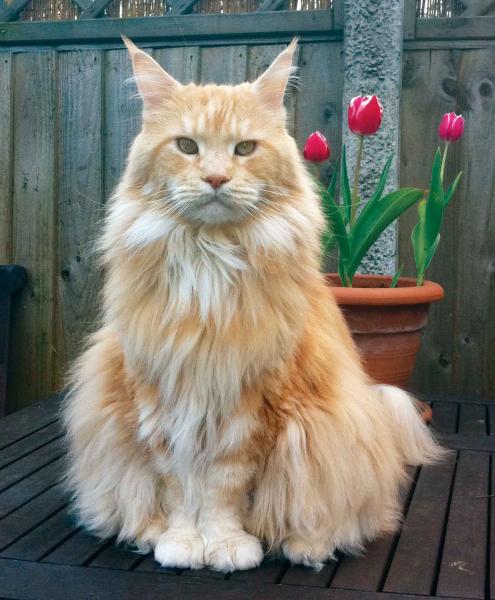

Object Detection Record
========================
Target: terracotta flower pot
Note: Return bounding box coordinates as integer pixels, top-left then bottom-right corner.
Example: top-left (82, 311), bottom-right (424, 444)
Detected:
top-left (327, 274), bottom-right (444, 390)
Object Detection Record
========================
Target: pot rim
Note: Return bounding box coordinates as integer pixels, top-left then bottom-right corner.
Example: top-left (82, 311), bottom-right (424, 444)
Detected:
top-left (326, 273), bottom-right (445, 306)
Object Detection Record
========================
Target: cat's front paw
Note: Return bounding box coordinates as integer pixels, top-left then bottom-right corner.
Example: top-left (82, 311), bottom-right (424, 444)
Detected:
top-left (282, 535), bottom-right (334, 569)
top-left (154, 529), bottom-right (205, 569)
top-left (204, 532), bottom-right (264, 572)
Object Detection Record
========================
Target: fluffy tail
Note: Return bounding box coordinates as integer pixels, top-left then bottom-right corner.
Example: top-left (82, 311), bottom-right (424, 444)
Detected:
top-left (373, 384), bottom-right (446, 466)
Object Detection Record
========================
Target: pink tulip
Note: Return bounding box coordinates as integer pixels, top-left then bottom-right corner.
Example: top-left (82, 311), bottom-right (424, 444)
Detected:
top-left (438, 112), bottom-right (464, 142)
top-left (347, 95), bottom-right (383, 136)
top-left (303, 131), bottom-right (331, 163)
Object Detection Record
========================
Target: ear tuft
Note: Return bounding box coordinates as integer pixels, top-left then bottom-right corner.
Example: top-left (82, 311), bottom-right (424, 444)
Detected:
top-left (122, 35), bottom-right (181, 116)
top-left (253, 38), bottom-right (298, 110)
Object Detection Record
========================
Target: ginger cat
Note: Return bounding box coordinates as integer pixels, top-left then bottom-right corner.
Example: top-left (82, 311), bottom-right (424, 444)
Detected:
top-left (64, 38), bottom-right (442, 572)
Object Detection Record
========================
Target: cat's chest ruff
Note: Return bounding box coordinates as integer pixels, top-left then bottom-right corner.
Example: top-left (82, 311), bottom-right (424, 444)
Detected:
top-left (163, 229), bottom-right (248, 323)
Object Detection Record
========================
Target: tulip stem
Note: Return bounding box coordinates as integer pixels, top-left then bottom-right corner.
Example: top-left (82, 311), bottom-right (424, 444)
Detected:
top-left (350, 135), bottom-right (364, 225)
top-left (440, 142), bottom-right (449, 181)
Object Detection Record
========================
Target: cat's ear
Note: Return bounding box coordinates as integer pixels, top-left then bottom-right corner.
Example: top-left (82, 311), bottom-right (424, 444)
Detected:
top-left (253, 38), bottom-right (298, 110)
top-left (122, 36), bottom-right (180, 114)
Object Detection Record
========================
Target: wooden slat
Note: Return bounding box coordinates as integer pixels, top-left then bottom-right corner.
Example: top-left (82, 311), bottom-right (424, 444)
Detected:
top-left (0, 0), bottom-right (31, 22)
top-left (167, 0), bottom-right (198, 15)
top-left (79, 0), bottom-right (113, 18)
top-left (0, 437), bottom-right (63, 493)
top-left (490, 405), bottom-right (495, 435)
top-left (57, 50), bottom-right (104, 381)
top-left (0, 394), bottom-right (60, 449)
top-left (458, 403), bottom-right (487, 434)
top-left (42, 528), bottom-right (108, 566)
top-left (449, 48), bottom-right (495, 399)
top-left (230, 558), bottom-right (288, 583)
top-left (153, 45), bottom-right (200, 83)
top-left (89, 542), bottom-right (143, 570)
top-left (436, 450), bottom-right (489, 599)
top-left (416, 16), bottom-right (495, 41)
top-left (257, 0), bottom-right (285, 10)
top-left (0, 485), bottom-right (66, 551)
top-left (438, 433), bottom-right (495, 452)
top-left (200, 44), bottom-right (248, 84)
top-left (491, 454), bottom-right (494, 599)
top-left (0, 456), bottom-right (63, 519)
top-left (0, 52), bottom-right (12, 264)
top-left (282, 558), bottom-right (339, 587)
top-left (383, 455), bottom-right (456, 595)
top-left (0, 420), bottom-right (61, 469)
top-left (0, 507), bottom-right (75, 561)
top-left (399, 49), bottom-right (459, 395)
top-left (295, 41), bottom-right (342, 272)
top-left (2, 558), bottom-right (472, 600)
top-left (330, 533), bottom-right (395, 592)
top-left (403, 0), bottom-right (417, 40)
top-left (8, 51), bottom-right (57, 412)
top-left (0, 11), bottom-right (336, 46)
top-left (103, 48), bottom-right (142, 200)
top-left (431, 402), bottom-right (458, 433)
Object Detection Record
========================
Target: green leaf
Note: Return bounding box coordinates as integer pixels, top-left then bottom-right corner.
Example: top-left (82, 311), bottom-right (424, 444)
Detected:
top-left (444, 171), bottom-right (463, 206)
top-left (390, 264), bottom-right (404, 288)
top-left (424, 148), bottom-right (445, 249)
top-left (411, 198), bottom-right (427, 272)
top-left (320, 187), bottom-right (351, 281)
top-left (423, 233), bottom-right (441, 272)
top-left (347, 154), bottom-right (394, 236)
top-left (347, 187), bottom-right (423, 279)
top-left (340, 147), bottom-right (352, 225)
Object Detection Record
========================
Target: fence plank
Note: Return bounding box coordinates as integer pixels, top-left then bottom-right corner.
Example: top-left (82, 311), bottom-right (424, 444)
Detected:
top-left (57, 50), bottom-right (104, 383)
top-left (8, 51), bottom-right (57, 412)
top-left (0, 53), bottom-right (12, 263)
top-left (103, 48), bottom-right (142, 200)
top-left (200, 44), bottom-right (248, 84)
top-left (296, 41), bottom-right (342, 272)
top-left (399, 49), bottom-right (460, 395)
top-left (449, 48), bottom-right (495, 398)
top-left (153, 45), bottom-right (200, 83)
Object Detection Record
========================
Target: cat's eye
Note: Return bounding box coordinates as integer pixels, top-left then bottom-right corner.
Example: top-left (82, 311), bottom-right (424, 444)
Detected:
top-left (177, 137), bottom-right (199, 155)
top-left (234, 140), bottom-right (257, 157)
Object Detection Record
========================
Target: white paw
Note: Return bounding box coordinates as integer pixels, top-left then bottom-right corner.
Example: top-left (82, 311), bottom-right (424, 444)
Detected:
top-left (154, 529), bottom-right (205, 569)
top-left (204, 532), bottom-right (264, 572)
top-left (282, 536), bottom-right (333, 568)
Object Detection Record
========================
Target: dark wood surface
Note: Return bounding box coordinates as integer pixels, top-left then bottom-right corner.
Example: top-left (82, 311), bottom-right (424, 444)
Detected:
top-left (0, 394), bottom-right (492, 599)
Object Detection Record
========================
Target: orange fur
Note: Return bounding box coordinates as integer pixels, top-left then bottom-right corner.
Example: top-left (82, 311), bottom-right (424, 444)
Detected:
top-left (64, 39), bottom-right (443, 571)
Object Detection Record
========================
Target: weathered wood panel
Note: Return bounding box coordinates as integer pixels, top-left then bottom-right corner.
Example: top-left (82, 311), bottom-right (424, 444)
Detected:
top-left (7, 51), bottom-right (57, 413)
top-left (0, 53), bottom-right (12, 264)
top-left (399, 48), bottom-right (495, 398)
top-left (57, 50), bottom-right (104, 380)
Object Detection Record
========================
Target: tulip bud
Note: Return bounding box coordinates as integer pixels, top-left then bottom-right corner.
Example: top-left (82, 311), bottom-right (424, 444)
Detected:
top-left (347, 95), bottom-right (383, 136)
top-left (303, 131), bottom-right (331, 163)
top-left (438, 112), bottom-right (464, 142)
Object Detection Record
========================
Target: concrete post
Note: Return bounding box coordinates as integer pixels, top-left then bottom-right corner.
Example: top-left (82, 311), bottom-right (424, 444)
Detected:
top-left (342, 0), bottom-right (404, 275)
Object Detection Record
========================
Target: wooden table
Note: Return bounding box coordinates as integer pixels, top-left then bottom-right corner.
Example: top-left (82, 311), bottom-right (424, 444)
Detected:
top-left (0, 394), bottom-right (493, 600)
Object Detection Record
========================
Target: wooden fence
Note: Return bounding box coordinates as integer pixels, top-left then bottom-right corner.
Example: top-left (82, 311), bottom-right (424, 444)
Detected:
top-left (0, 1), bottom-right (494, 411)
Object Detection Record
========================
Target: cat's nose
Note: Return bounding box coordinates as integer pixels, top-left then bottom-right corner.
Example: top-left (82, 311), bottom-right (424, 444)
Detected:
top-left (202, 174), bottom-right (230, 190)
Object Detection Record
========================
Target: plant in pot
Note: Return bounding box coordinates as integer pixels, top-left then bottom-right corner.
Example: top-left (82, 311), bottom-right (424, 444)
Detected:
top-left (303, 99), bottom-right (464, 397)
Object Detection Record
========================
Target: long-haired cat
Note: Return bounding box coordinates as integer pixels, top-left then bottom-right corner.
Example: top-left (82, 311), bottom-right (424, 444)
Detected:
top-left (64, 38), bottom-right (443, 572)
